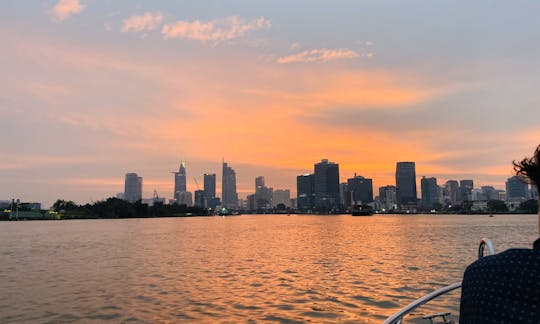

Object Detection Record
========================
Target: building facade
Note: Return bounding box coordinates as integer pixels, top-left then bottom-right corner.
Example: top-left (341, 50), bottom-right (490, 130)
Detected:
top-left (297, 174), bottom-right (314, 211)
top-left (124, 173), bottom-right (142, 203)
top-left (313, 159), bottom-right (340, 210)
top-left (347, 175), bottom-right (373, 206)
top-left (379, 185), bottom-right (397, 211)
top-left (421, 176), bottom-right (439, 209)
top-left (506, 176), bottom-right (529, 202)
top-left (222, 161), bottom-right (238, 208)
top-left (395, 162), bottom-right (417, 207)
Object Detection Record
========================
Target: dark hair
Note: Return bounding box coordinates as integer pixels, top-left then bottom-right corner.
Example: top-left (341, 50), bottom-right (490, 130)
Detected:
top-left (513, 145), bottom-right (540, 187)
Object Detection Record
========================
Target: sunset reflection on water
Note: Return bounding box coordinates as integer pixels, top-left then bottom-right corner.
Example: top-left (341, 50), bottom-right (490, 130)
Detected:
top-left (0, 214), bottom-right (537, 323)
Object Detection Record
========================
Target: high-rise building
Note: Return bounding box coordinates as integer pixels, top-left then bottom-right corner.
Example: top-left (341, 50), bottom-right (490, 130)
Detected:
top-left (194, 190), bottom-right (206, 207)
top-left (222, 161), bottom-right (238, 208)
top-left (297, 174), bottom-right (314, 211)
top-left (254, 176), bottom-right (272, 210)
top-left (272, 189), bottom-right (291, 208)
top-left (347, 175), bottom-right (373, 206)
top-left (506, 176), bottom-right (529, 202)
top-left (481, 186), bottom-right (498, 201)
top-left (379, 185), bottom-right (397, 211)
top-left (421, 176), bottom-right (439, 209)
top-left (255, 176), bottom-right (265, 189)
top-left (204, 173), bottom-right (216, 199)
top-left (444, 180), bottom-right (459, 205)
top-left (176, 191), bottom-right (193, 206)
top-left (124, 173), bottom-right (142, 203)
top-left (395, 162), bottom-right (417, 207)
top-left (314, 159), bottom-right (340, 209)
top-left (173, 161), bottom-right (189, 203)
top-left (339, 183), bottom-right (349, 207)
top-left (459, 180), bottom-right (474, 202)
top-left (174, 161), bottom-right (187, 193)
top-left (204, 173), bottom-right (219, 209)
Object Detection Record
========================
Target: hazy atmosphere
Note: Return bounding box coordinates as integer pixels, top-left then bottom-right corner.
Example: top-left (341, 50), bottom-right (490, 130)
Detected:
top-left (2, 1), bottom-right (540, 207)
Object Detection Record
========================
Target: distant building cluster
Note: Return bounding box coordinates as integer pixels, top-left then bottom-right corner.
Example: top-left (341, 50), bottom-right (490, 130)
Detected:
top-left (120, 157), bottom-right (539, 213)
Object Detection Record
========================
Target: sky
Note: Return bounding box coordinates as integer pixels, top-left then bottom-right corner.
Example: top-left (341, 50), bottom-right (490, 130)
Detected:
top-left (1, 1), bottom-right (540, 208)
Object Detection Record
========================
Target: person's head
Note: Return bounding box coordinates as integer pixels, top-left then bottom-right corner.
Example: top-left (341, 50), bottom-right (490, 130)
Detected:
top-left (513, 144), bottom-right (540, 232)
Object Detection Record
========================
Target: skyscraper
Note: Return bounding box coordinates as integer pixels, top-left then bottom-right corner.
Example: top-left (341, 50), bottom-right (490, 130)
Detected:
top-left (444, 180), bottom-right (459, 205)
top-left (347, 175), bottom-right (373, 206)
top-left (194, 190), bottom-right (205, 207)
top-left (459, 180), bottom-right (474, 202)
top-left (254, 176), bottom-right (272, 209)
top-left (421, 176), bottom-right (439, 209)
top-left (174, 161), bottom-right (187, 192)
top-left (173, 161), bottom-right (189, 204)
top-left (314, 159), bottom-right (340, 209)
top-left (395, 162), bottom-right (417, 207)
top-left (506, 176), bottom-right (529, 202)
top-left (204, 173), bottom-right (216, 200)
top-left (222, 160), bottom-right (238, 208)
top-left (297, 174), bottom-right (314, 211)
top-left (124, 173), bottom-right (142, 203)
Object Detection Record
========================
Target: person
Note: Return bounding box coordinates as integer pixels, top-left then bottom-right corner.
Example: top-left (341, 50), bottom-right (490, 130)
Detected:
top-left (459, 145), bottom-right (540, 323)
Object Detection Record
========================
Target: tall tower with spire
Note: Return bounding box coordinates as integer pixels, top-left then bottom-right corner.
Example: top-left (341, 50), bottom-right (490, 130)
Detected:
top-left (173, 160), bottom-right (191, 205)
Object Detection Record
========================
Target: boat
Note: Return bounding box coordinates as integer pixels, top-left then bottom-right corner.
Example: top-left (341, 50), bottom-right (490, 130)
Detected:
top-left (383, 238), bottom-right (495, 324)
top-left (351, 204), bottom-right (373, 216)
top-left (217, 207), bottom-right (231, 216)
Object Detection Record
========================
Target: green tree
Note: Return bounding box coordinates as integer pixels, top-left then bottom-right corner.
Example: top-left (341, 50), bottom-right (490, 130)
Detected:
top-left (487, 200), bottom-right (508, 213)
top-left (518, 199), bottom-right (538, 214)
top-left (52, 199), bottom-right (78, 212)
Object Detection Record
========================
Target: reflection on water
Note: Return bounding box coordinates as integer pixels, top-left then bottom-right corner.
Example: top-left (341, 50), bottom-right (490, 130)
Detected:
top-left (0, 214), bottom-right (537, 323)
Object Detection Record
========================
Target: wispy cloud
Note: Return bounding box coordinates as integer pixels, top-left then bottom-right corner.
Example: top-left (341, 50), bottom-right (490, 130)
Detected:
top-left (49, 0), bottom-right (85, 22)
top-left (161, 16), bottom-right (271, 42)
top-left (277, 48), bottom-right (360, 64)
top-left (121, 12), bottom-right (163, 33)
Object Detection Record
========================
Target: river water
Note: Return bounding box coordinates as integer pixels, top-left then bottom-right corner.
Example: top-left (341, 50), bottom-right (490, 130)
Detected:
top-left (0, 214), bottom-right (538, 323)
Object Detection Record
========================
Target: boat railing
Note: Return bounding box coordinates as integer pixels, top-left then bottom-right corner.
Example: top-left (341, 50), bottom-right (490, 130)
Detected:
top-left (382, 238), bottom-right (495, 324)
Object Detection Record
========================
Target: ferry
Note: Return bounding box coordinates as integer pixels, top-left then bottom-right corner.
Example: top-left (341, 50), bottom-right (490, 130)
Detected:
top-left (351, 204), bottom-right (373, 216)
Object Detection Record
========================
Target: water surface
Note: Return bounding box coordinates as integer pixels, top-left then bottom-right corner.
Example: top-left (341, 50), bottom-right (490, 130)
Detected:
top-left (0, 214), bottom-right (537, 323)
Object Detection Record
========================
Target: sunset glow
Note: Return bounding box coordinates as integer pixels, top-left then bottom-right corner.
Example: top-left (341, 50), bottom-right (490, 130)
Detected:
top-left (1, 1), bottom-right (540, 207)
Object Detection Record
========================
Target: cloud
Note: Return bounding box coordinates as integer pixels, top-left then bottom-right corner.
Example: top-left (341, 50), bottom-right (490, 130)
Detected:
top-left (49, 0), bottom-right (85, 22)
top-left (277, 48), bottom-right (360, 64)
top-left (161, 16), bottom-right (271, 42)
top-left (121, 12), bottom-right (163, 33)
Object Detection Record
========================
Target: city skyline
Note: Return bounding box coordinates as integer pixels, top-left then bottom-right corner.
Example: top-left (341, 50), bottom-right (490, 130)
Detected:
top-left (2, 1), bottom-right (540, 207)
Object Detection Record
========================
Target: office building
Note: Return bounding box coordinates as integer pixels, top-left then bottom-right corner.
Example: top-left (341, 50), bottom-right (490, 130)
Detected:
top-left (481, 186), bottom-right (498, 201)
top-left (173, 161), bottom-right (189, 204)
top-left (222, 161), bottom-right (238, 208)
top-left (347, 175), bottom-right (373, 206)
top-left (421, 176), bottom-right (439, 209)
top-left (314, 159), bottom-right (340, 209)
top-left (459, 180), bottom-right (474, 202)
top-left (125, 173), bottom-right (142, 203)
top-left (297, 174), bottom-right (314, 211)
top-left (395, 162), bottom-right (417, 207)
top-left (506, 176), bottom-right (529, 202)
top-left (194, 190), bottom-right (206, 207)
top-left (272, 189), bottom-right (291, 208)
top-left (254, 177), bottom-right (273, 210)
top-left (444, 180), bottom-right (459, 205)
top-left (204, 173), bottom-right (216, 200)
top-left (379, 185), bottom-right (397, 211)
top-left (176, 191), bottom-right (193, 206)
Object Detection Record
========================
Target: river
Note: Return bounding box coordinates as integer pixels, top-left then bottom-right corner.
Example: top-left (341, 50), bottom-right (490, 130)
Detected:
top-left (0, 214), bottom-right (537, 323)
